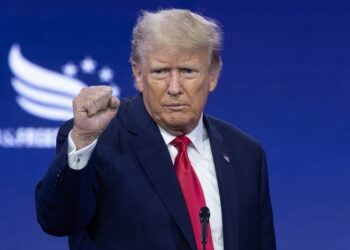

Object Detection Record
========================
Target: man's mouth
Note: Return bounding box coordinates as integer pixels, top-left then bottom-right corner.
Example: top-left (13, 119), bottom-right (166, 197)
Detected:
top-left (164, 103), bottom-right (188, 111)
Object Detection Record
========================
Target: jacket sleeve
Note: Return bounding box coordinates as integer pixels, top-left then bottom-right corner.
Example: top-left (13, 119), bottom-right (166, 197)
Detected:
top-left (35, 120), bottom-right (99, 236)
top-left (259, 147), bottom-right (277, 250)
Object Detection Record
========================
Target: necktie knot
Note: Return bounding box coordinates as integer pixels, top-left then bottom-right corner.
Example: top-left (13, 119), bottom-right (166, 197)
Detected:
top-left (170, 136), bottom-right (191, 152)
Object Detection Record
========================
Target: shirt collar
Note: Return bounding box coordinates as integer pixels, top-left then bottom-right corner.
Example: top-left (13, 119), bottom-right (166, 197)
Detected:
top-left (158, 114), bottom-right (204, 155)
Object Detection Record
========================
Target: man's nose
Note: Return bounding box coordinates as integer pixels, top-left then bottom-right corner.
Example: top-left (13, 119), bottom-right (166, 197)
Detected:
top-left (167, 73), bottom-right (182, 96)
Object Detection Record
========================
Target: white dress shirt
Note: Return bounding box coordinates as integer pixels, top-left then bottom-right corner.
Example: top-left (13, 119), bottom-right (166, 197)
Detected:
top-left (67, 116), bottom-right (224, 250)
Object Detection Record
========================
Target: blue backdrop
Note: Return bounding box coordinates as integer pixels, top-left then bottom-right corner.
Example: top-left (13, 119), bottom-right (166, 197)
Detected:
top-left (0, 1), bottom-right (349, 249)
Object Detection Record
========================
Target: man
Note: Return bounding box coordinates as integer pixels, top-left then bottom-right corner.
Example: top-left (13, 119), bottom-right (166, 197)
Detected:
top-left (35, 9), bottom-right (276, 250)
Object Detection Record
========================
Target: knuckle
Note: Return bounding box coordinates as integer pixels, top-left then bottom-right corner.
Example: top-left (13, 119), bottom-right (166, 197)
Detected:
top-left (85, 98), bottom-right (95, 108)
top-left (102, 85), bottom-right (112, 92)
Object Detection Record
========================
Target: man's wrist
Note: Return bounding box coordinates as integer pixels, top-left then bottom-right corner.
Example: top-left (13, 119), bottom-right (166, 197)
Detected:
top-left (68, 131), bottom-right (98, 170)
top-left (71, 128), bottom-right (99, 150)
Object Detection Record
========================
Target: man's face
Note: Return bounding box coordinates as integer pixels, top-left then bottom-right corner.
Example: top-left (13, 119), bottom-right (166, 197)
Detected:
top-left (132, 48), bottom-right (218, 135)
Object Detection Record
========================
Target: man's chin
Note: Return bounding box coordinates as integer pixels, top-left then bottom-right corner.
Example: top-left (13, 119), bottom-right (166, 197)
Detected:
top-left (160, 118), bottom-right (198, 136)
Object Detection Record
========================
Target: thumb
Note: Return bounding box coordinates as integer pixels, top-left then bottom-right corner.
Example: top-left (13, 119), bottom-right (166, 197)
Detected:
top-left (109, 97), bottom-right (120, 110)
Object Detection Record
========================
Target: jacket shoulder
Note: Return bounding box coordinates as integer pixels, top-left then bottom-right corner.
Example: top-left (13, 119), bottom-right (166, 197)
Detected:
top-left (206, 115), bottom-right (262, 152)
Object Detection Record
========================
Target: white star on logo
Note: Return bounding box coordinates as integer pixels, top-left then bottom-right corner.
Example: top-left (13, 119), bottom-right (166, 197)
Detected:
top-left (99, 66), bottom-right (114, 82)
top-left (80, 56), bottom-right (97, 74)
top-left (62, 62), bottom-right (78, 77)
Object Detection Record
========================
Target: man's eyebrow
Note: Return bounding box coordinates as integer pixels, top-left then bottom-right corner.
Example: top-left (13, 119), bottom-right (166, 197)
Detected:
top-left (149, 62), bottom-right (169, 67)
top-left (178, 63), bottom-right (202, 69)
top-left (150, 65), bottom-right (170, 70)
top-left (179, 64), bottom-right (197, 68)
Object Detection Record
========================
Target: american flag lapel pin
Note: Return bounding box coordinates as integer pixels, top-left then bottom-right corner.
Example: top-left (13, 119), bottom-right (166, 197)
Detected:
top-left (223, 153), bottom-right (230, 163)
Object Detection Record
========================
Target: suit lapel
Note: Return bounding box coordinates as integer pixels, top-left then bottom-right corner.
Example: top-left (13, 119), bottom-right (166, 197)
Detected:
top-left (204, 116), bottom-right (239, 250)
top-left (125, 95), bottom-right (196, 250)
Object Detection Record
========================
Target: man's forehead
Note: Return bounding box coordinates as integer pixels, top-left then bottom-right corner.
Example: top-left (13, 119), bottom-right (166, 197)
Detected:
top-left (141, 47), bottom-right (209, 66)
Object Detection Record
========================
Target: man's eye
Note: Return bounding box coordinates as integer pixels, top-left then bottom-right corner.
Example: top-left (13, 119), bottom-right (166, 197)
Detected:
top-left (181, 68), bottom-right (198, 77)
top-left (152, 69), bottom-right (167, 74)
top-left (181, 68), bottom-right (194, 74)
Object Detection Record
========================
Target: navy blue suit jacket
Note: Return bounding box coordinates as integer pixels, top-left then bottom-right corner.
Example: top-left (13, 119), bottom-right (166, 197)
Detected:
top-left (35, 94), bottom-right (276, 250)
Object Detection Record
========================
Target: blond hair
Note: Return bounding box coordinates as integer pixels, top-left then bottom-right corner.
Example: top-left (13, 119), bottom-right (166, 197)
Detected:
top-left (130, 9), bottom-right (223, 72)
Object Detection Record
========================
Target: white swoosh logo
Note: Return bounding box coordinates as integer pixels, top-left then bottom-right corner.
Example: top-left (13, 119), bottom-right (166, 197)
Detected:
top-left (8, 44), bottom-right (87, 121)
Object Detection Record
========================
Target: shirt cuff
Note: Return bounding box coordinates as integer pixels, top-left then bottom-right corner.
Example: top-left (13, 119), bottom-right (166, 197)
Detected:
top-left (67, 131), bottom-right (98, 170)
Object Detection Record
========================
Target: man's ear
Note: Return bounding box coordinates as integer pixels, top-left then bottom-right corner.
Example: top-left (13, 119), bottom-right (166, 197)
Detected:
top-left (208, 70), bottom-right (219, 92)
top-left (132, 63), bottom-right (143, 92)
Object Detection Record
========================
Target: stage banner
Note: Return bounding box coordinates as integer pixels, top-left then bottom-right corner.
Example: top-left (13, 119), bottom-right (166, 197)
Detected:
top-left (0, 1), bottom-right (349, 249)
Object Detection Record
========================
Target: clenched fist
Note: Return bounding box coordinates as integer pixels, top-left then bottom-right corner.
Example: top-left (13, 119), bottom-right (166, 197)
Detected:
top-left (71, 86), bottom-right (120, 149)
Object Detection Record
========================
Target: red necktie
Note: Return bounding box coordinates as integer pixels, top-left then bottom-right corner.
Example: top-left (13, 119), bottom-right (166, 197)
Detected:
top-left (171, 136), bottom-right (214, 250)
